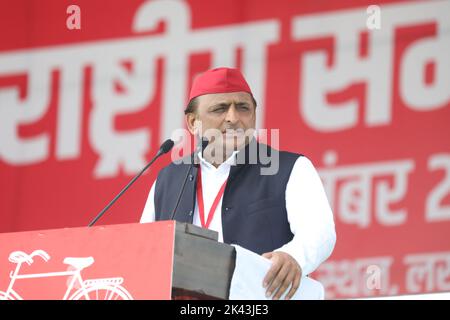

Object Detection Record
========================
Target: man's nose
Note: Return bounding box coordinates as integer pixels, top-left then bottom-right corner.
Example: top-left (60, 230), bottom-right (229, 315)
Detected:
top-left (225, 104), bottom-right (239, 124)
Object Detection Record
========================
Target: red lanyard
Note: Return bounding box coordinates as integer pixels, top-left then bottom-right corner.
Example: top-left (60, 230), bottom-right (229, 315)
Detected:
top-left (196, 168), bottom-right (228, 229)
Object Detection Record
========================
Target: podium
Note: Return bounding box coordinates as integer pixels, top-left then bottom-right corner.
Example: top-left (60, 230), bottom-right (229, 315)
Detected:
top-left (0, 221), bottom-right (235, 300)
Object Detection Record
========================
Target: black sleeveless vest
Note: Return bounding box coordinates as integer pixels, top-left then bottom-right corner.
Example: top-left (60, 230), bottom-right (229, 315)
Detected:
top-left (154, 140), bottom-right (301, 255)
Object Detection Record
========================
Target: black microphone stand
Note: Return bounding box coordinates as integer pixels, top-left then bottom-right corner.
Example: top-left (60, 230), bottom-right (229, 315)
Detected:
top-left (88, 139), bottom-right (174, 227)
top-left (169, 138), bottom-right (208, 221)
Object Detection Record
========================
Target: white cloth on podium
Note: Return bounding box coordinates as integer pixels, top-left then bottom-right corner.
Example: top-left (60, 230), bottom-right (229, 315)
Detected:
top-left (229, 245), bottom-right (324, 300)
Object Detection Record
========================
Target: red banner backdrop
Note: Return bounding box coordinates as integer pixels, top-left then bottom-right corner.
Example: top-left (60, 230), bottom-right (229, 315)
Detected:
top-left (0, 0), bottom-right (449, 299)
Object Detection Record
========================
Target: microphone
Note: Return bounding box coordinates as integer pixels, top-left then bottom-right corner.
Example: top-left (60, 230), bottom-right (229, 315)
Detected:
top-left (169, 137), bottom-right (209, 221)
top-left (88, 139), bottom-right (175, 227)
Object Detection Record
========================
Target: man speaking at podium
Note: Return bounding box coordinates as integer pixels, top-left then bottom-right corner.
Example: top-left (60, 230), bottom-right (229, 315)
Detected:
top-left (140, 67), bottom-right (336, 300)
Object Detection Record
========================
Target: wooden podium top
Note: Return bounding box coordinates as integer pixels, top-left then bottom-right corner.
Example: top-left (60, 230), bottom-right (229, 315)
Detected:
top-left (172, 223), bottom-right (236, 300)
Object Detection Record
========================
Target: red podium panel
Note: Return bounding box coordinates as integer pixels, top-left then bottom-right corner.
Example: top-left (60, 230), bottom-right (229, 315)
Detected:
top-left (0, 221), bottom-right (175, 300)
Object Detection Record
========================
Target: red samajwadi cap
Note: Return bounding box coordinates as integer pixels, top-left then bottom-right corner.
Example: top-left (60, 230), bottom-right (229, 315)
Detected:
top-left (188, 67), bottom-right (253, 103)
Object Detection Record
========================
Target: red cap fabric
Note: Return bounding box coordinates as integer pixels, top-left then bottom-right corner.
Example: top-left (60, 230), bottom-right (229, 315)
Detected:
top-left (188, 67), bottom-right (253, 102)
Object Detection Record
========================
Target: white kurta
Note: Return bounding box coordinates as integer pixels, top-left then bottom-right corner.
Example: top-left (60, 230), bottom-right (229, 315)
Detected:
top-left (140, 152), bottom-right (336, 276)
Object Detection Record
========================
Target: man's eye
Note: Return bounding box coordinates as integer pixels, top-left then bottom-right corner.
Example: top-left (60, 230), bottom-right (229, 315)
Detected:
top-left (238, 105), bottom-right (249, 111)
top-left (213, 107), bottom-right (226, 112)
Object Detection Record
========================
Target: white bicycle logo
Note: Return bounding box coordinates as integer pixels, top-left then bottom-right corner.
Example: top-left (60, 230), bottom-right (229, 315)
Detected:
top-left (0, 250), bottom-right (133, 300)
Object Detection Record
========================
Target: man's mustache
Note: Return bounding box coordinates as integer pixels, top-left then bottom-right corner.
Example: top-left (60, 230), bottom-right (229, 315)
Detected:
top-left (221, 127), bottom-right (244, 133)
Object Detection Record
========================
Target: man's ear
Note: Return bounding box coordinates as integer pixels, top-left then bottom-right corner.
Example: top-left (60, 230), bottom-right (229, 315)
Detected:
top-left (185, 113), bottom-right (198, 135)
